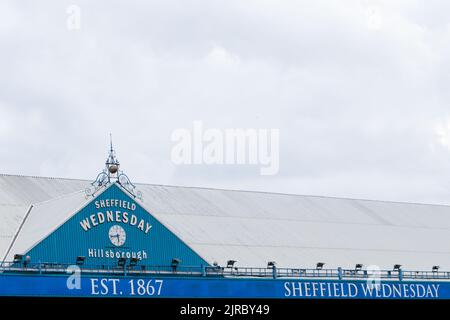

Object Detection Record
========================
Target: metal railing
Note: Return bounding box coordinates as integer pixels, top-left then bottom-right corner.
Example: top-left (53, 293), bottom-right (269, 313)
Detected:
top-left (1, 261), bottom-right (450, 281)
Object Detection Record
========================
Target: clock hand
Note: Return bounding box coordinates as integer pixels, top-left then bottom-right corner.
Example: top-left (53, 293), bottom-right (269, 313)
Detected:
top-left (110, 233), bottom-right (120, 240)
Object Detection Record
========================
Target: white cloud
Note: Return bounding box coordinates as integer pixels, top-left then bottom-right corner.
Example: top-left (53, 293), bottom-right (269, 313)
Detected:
top-left (1, 0), bottom-right (450, 204)
top-left (206, 44), bottom-right (240, 68)
top-left (435, 119), bottom-right (450, 149)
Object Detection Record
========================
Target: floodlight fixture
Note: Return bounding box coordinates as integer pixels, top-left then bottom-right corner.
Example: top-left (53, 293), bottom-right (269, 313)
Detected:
top-left (129, 258), bottom-right (139, 267)
top-left (393, 264), bottom-right (402, 271)
top-left (118, 257), bottom-right (127, 267)
top-left (13, 254), bottom-right (23, 264)
top-left (171, 258), bottom-right (181, 272)
top-left (76, 256), bottom-right (85, 266)
top-left (227, 260), bottom-right (237, 268)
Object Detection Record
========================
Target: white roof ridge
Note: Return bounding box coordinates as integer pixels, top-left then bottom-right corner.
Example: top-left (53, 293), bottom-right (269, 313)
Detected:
top-left (0, 172), bottom-right (90, 182)
top-left (30, 189), bottom-right (88, 207)
top-left (136, 183), bottom-right (450, 208)
top-left (0, 203), bottom-right (28, 207)
top-left (0, 172), bottom-right (449, 208)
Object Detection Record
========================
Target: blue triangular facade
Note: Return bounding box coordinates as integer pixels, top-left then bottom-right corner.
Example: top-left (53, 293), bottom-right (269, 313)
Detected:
top-left (24, 183), bottom-right (209, 268)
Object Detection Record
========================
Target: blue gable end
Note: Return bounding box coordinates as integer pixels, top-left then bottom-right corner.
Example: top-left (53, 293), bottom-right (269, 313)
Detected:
top-left (24, 183), bottom-right (209, 267)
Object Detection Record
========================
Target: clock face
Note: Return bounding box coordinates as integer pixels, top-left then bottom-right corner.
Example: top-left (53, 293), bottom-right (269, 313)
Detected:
top-left (108, 225), bottom-right (126, 247)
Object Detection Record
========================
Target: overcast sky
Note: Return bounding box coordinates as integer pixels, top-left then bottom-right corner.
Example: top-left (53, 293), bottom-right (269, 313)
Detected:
top-left (1, 1), bottom-right (450, 204)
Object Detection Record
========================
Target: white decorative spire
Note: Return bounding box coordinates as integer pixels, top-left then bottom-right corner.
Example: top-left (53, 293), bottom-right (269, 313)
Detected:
top-left (105, 133), bottom-right (120, 180)
top-left (85, 135), bottom-right (142, 200)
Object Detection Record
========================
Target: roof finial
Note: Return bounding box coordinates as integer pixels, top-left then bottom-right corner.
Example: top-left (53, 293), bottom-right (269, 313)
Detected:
top-left (110, 133), bottom-right (113, 153)
top-left (85, 135), bottom-right (143, 200)
top-left (105, 134), bottom-right (119, 173)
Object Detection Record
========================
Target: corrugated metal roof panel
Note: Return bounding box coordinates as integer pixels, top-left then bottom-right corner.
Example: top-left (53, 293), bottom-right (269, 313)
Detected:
top-left (136, 184), bottom-right (450, 229)
top-left (3, 190), bottom-right (90, 261)
top-left (152, 214), bottom-right (450, 270)
top-left (0, 174), bottom-right (89, 206)
top-left (0, 174), bottom-right (449, 270)
top-left (0, 204), bottom-right (28, 258)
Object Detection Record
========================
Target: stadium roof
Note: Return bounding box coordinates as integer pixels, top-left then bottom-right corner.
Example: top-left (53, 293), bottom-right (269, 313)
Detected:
top-left (1, 173), bottom-right (449, 270)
